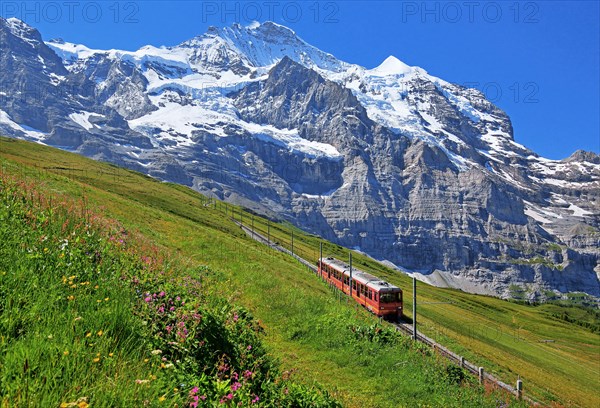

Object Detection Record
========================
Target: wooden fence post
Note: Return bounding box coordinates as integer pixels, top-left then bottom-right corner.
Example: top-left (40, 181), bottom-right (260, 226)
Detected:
top-left (478, 367), bottom-right (484, 385)
top-left (516, 379), bottom-right (523, 400)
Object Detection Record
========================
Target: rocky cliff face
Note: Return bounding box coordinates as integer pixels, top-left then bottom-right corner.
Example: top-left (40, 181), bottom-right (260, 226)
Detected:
top-left (1, 18), bottom-right (599, 299)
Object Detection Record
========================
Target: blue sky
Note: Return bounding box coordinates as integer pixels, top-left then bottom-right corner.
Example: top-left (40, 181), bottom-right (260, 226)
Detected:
top-left (2, 1), bottom-right (598, 159)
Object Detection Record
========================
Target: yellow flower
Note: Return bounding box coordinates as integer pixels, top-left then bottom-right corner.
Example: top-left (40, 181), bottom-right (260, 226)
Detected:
top-left (94, 285), bottom-right (99, 289)
top-left (96, 300), bottom-right (102, 303)
top-left (67, 295), bottom-right (75, 301)
top-left (158, 396), bottom-right (166, 402)
top-left (92, 357), bottom-right (100, 363)
top-left (69, 275), bottom-right (76, 280)
top-left (97, 330), bottom-right (103, 336)
top-left (104, 297), bottom-right (109, 301)
top-left (63, 350), bottom-right (69, 356)
top-left (85, 332), bottom-right (92, 338)
top-left (78, 402), bottom-right (89, 408)
top-left (108, 352), bottom-right (114, 357)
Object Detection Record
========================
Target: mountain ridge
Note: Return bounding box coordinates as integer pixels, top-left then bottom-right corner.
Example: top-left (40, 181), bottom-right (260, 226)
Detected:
top-left (1, 18), bottom-right (598, 299)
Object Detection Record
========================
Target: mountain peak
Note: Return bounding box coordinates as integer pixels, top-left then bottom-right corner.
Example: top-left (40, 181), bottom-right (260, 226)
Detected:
top-left (1, 17), bottom-right (40, 41)
top-left (369, 55), bottom-right (412, 76)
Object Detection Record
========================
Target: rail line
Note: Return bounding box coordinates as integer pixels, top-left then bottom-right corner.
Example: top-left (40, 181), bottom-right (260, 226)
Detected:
top-left (232, 218), bottom-right (537, 405)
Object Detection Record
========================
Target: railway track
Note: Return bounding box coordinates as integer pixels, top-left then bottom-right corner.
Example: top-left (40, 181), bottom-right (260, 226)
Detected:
top-left (232, 218), bottom-right (536, 405)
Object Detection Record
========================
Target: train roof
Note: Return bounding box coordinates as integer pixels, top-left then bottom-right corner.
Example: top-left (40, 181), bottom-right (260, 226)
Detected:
top-left (319, 257), bottom-right (401, 292)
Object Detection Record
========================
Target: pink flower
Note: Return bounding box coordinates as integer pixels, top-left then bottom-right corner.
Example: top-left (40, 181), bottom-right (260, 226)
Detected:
top-left (252, 395), bottom-right (260, 404)
top-left (233, 314), bottom-right (239, 322)
top-left (231, 382), bottom-right (242, 391)
top-left (158, 291), bottom-right (166, 298)
top-left (144, 296), bottom-right (152, 303)
top-left (170, 306), bottom-right (176, 312)
top-left (243, 370), bottom-right (253, 379)
top-left (226, 393), bottom-right (233, 400)
top-left (247, 345), bottom-right (252, 351)
top-left (200, 395), bottom-right (206, 401)
top-left (158, 306), bottom-right (165, 313)
top-left (190, 402), bottom-right (198, 408)
top-left (190, 386), bottom-right (199, 395)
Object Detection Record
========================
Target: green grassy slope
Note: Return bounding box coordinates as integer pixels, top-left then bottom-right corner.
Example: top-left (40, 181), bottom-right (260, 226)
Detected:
top-left (1, 137), bottom-right (597, 407)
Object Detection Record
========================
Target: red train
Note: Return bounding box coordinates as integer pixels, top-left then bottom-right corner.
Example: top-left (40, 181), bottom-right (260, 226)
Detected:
top-left (317, 257), bottom-right (403, 321)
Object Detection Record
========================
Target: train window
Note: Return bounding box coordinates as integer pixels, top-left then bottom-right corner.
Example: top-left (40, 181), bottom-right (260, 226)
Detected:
top-left (368, 290), bottom-right (372, 300)
top-left (374, 293), bottom-right (378, 301)
top-left (380, 292), bottom-right (399, 303)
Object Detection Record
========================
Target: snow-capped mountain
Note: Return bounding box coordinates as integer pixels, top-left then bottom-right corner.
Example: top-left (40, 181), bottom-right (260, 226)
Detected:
top-left (1, 17), bottom-right (599, 299)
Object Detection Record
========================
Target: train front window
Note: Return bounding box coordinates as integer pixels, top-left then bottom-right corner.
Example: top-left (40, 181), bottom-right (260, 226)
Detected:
top-left (379, 292), bottom-right (399, 303)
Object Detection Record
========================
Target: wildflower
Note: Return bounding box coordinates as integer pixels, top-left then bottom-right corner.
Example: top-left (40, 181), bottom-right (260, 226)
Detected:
top-left (190, 387), bottom-right (199, 395)
top-left (144, 296), bottom-right (152, 303)
top-left (243, 370), bottom-right (253, 379)
top-left (104, 297), bottom-right (109, 301)
top-left (231, 382), bottom-right (242, 391)
top-left (247, 345), bottom-right (252, 351)
top-left (85, 332), bottom-right (92, 338)
top-left (158, 396), bottom-right (166, 402)
top-left (158, 291), bottom-right (166, 297)
top-left (233, 314), bottom-right (239, 322)
top-left (108, 353), bottom-right (114, 357)
top-left (96, 300), bottom-right (102, 303)
top-left (135, 379), bottom-right (149, 384)
top-left (151, 349), bottom-right (162, 355)
top-left (63, 350), bottom-right (69, 356)
top-left (67, 295), bottom-right (75, 301)
top-left (97, 330), bottom-right (103, 336)
top-left (74, 316), bottom-right (82, 321)
top-left (94, 285), bottom-right (99, 289)
top-left (92, 357), bottom-right (100, 363)
top-left (251, 395), bottom-right (260, 404)
top-left (170, 306), bottom-right (176, 312)
top-left (226, 393), bottom-right (233, 400)
top-left (200, 395), bottom-right (206, 401)
top-left (47, 334), bottom-right (53, 339)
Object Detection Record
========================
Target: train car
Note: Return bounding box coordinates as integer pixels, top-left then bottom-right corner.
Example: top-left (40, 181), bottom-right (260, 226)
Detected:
top-left (317, 257), bottom-right (403, 321)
